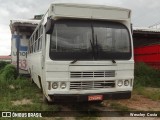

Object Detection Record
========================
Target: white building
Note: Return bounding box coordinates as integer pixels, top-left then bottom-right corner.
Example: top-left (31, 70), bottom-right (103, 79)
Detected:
top-left (10, 19), bottom-right (40, 74)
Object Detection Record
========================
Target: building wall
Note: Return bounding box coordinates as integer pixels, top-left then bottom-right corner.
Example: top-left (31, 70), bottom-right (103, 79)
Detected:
top-left (134, 44), bottom-right (160, 69)
top-left (0, 57), bottom-right (11, 62)
top-left (11, 32), bottom-right (30, 73)
top-left (133, 31), bottom-right (160, 69)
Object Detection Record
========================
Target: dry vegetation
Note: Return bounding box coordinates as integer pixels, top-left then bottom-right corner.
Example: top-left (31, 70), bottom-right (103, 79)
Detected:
top-left (0, 62), bottom-right (160, 120)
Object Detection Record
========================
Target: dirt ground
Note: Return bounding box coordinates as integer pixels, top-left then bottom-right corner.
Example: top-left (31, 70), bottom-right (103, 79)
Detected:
top-left (107, 94), bottom-right (160, 111)
top-left (11, 99), bottom-right (32, 106)
top-left (48, 93), bottom-right (160, 120)
top-left (99, 117), bottom-right (160, 120)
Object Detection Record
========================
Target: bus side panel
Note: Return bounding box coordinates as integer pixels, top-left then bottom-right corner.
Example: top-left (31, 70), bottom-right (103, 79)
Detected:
top-left (27, 52), bottom-right (42, 88)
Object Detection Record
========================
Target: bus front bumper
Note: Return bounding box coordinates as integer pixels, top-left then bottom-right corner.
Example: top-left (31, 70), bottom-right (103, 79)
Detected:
top-left (49, 91), bottom-right (131, 102)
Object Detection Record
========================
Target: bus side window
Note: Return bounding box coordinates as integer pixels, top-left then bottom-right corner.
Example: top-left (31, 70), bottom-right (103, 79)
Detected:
top-left (40, 37), bottom-right (42, 50)
top-left (35, 30), bottom-right (38, 40)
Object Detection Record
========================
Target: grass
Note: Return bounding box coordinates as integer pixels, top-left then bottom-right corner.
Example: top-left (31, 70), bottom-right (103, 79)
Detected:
top-left (1, 62), bottom-right (160, 119)
top-left (134, 62), bottom-right (160, 100)
top-left (106, 63), bottom-right (160, 111)
top-left (134, 62), bottom-right (160, 88)
top-left (0, 63), bottom-right (17, 81)
top-left (0, 76), bottom-right (61, 111)
top-left (0, 61), bottom-right (10, 72)
top-left (0, 63), bottom-right (62, 120)
top-left (0, 63), bottom-right (99, 120)
top-left (133, 87), bottom-right (160, 101)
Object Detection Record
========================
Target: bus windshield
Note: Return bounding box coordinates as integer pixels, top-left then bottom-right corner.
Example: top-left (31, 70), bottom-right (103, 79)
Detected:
top-left (50, 19), bottom-right (131, 60)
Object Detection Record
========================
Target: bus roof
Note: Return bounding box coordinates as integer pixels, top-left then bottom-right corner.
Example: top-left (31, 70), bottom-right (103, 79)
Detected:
top-left (10, 19), bottom-right (40, 34)
top-left (10, 19), bottom-right (40, 25)
top-left (51, 2), bottom-right (130, 12)
top-left (48, 2), bottom-right (131, 21)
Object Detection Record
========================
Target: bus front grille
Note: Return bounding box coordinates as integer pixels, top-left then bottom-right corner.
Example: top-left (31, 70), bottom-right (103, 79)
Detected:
top-left (70, 71), bottom-right (115, 78)
top-left (70, 81), bottom-right (115, 90)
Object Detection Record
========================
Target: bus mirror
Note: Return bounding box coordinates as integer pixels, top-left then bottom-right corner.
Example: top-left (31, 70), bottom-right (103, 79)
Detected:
top-left (45, 17), bottom-right (54, 34)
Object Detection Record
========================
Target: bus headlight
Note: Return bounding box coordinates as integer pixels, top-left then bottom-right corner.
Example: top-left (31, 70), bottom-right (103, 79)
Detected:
top-left (124, 80), bottom-right (129, 86)
top-left (52, 82), bottom-right (58, 89)
top-left (60, 82), bottom-right (66, 89)
top-left (117, 80), bottom-right (123, 87)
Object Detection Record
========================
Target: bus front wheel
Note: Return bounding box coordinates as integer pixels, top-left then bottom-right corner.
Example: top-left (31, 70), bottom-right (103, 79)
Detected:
top-left (43, 94), bottom-right (53, 104)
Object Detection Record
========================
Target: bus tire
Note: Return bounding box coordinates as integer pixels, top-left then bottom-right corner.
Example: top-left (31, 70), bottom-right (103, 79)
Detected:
top-left (31, 78), bottom-right (34, 84)
top-left (43, 94), bottom-right (53, 104)
top-left (43, 94), bottom-right (48, 103)
top-left (29, 69), bottom-right (34, 84)
top-left (30, 74), bottom-right (34, 84)
top-left (38, 76), bottom-right (43, 93)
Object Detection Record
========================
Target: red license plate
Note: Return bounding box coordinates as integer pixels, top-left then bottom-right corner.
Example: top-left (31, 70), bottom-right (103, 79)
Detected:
top-left (88, 95), bottom-right (103, 101)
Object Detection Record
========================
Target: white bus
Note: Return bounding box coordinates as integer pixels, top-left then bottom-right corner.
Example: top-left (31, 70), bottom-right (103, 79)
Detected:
top-left (27, 2), bottom-right (134, 102)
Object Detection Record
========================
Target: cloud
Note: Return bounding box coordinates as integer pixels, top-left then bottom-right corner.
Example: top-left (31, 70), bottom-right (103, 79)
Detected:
top-left (0, 0), bottom-right (53, 55)
top-left (118, 0), bottom-right (160, 26)
top-left (1, 0), bottom-right (160, 55)
top-left (0, 24), bottom-right (11, 55)
top-left (0, 8), bottom-right (9, 17)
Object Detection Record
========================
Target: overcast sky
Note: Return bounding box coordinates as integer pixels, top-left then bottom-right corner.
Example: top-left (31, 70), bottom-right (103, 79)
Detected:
top-left (0, 0), bottom-right (160, 55)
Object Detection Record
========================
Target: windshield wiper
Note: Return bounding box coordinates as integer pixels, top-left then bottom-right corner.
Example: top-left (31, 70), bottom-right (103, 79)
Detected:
top-left (90, 24), bottom-right (99, 59)
top-left (90, 39), bottom-right (95, 59)
top-left (70, 59), bottom-right (78, 64)
top-left (90, 34), bottom-right (99, 58)
top-left (95, 35), bottom-right (99, 58)
top-left (112, 59), bottom-right (116, 64)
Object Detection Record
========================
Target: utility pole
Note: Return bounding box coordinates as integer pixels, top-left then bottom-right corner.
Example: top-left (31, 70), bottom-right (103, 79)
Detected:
top-left (17, 35), bottom-right (20, 76)
top-left (14, 32), bottom-right (20, 77)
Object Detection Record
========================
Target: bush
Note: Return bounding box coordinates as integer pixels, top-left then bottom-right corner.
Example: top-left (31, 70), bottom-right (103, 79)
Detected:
top-left (0, 64), bottom-right (17, 81)
top-left (134, 62), bottom-right (160, 87)
top-left (0, 61), bottom-right (10, 72)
